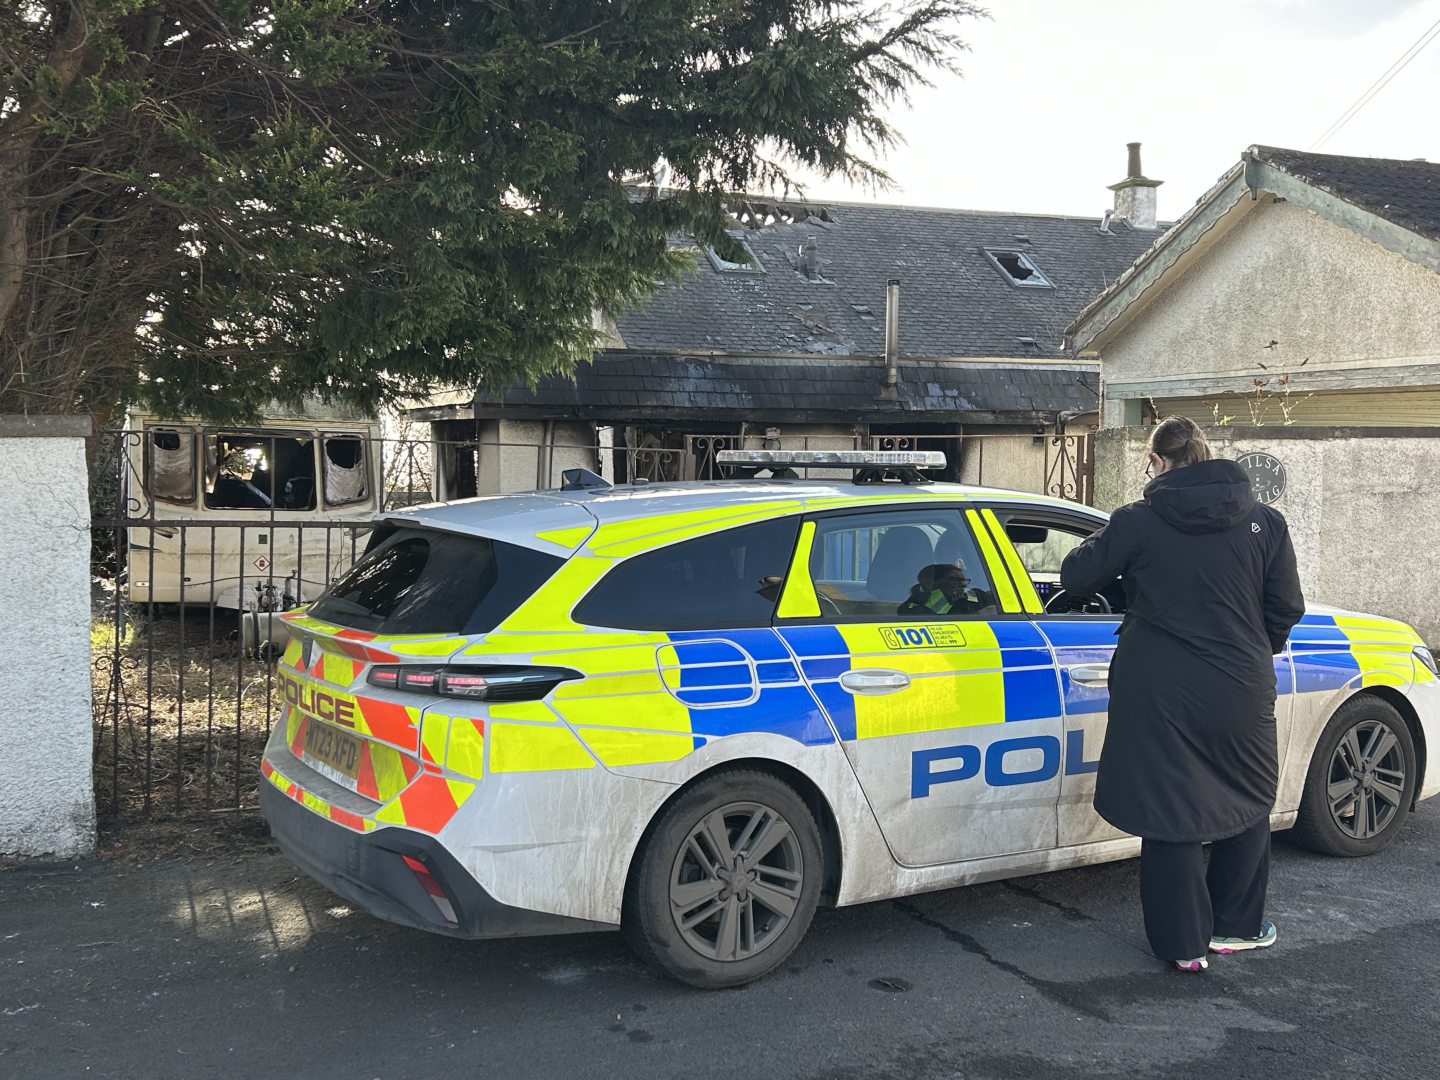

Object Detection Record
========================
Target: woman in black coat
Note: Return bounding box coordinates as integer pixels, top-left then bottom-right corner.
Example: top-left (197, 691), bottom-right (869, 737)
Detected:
top-left (1061, 417), bottom-right (1305, 972)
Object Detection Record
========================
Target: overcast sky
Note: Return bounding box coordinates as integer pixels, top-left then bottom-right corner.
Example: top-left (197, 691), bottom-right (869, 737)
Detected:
top-left (799, 0), bottom-right (1440, 221)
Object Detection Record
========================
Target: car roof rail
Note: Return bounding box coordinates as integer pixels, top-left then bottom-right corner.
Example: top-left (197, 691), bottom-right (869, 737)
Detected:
top-left (560, 468), bottom-right (612, 492)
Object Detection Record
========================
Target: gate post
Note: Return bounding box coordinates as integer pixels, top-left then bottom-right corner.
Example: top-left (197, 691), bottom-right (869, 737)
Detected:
top-left (0, 415), bottom-right (96, 857)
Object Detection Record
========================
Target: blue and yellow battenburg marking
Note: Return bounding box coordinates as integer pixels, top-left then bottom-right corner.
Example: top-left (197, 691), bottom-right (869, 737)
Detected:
top-left (778, 621), bottom-right (1060, 742)
top-left (1288, 613), bottom-right (1422, 693)
top-left (323, 609), bottom-right (1428, 789)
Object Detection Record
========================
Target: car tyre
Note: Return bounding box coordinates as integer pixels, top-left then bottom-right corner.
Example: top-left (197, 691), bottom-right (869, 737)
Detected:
top-left (623, 769), bottom-right (823, 989)
top-left (1291, 694), bottom-right (1417, 857)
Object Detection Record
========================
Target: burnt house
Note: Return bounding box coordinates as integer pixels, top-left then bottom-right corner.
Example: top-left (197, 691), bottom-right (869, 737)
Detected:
top-left (414, 146), bottom-right (1166, 498)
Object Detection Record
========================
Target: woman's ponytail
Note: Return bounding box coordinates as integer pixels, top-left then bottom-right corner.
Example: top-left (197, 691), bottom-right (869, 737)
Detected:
top-left (1149, 415), bottom-right (1211, 469)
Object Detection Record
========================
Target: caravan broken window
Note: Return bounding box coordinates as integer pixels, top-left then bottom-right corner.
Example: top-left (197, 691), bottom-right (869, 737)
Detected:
top-left (145, 427), bottom-right (196, 504)
top-left (323, 435), bottom-right (370, 507)
top-left (204, 433), bottom-right (318, 511)
top-left (983, 248), bottom-right (1054, 288)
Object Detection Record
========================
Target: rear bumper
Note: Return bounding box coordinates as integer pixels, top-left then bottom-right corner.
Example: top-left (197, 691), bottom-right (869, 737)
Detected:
top-left (260, 781), bottom-right (614, 940)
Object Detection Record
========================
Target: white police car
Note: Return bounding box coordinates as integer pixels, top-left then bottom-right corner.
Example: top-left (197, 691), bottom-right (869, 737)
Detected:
top-left (259, 451), bottom-right (1440, 987)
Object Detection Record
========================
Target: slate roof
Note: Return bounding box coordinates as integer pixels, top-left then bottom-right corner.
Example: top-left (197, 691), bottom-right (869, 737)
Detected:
top-left (614, 198), bottom-right (1162, 360)
top-left (471, 351), bottom-right (1098, 424)
top-left (1255, 146), bottom-right (1440, 243)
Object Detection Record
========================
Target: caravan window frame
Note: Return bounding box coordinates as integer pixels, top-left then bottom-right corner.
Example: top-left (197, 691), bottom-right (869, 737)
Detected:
top-left (320, 432), bottom-right (371, 508)
top-left (143, 425), bottom-right (198, 505)
top-left (203, 428), bottom-right (320, 512)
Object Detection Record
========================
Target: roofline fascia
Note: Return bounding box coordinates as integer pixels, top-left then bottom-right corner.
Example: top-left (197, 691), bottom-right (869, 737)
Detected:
top-left (459, 404), bottom-right (1071, 426)
top-left (1064, 165), bottom-right (1248, 352)
top-left (595, 347), bottom-right (1099, 368)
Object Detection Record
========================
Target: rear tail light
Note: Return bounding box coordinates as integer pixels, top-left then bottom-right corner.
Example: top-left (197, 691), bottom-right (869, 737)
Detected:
top-left (367, 665), bottom-right (579, 701)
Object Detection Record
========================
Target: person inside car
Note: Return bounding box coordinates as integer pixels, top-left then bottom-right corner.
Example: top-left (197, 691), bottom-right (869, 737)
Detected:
top-left (899, 562), bottom-right (995, 616)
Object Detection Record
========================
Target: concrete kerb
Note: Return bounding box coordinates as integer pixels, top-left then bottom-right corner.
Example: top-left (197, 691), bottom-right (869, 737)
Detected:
top-left (0, 414), bottom-right (97, 858)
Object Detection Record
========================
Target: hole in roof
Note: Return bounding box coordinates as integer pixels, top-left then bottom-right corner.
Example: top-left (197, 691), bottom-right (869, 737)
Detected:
top-left (727, 200), bottom-right (834, 228)
top-left (703, 238), bottom-right (764, 274)
top-left (984, 248), bottom-right (1054, 289)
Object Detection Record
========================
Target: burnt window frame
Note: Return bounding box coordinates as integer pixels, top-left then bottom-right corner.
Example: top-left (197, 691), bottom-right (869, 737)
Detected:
top-left (202, 429), bottom-right (319, 512)
top-left (142, 425), bottom-right (198, 506)
top-left (320, 432), bottom-right (371, 508)
top-left (702, 236), bottom-right (766, 275)
top-left (982, 247), bottom-right (1055, 289)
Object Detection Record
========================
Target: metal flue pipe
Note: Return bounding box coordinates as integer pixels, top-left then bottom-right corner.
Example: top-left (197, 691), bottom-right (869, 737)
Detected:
top-left (882, 278), bottom-right (900, 390)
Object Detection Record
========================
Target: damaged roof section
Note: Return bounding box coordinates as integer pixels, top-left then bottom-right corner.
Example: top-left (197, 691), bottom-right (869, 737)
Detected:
top-left (616, 197), bottom-right (1160, 360)
top-left (464, 351), bottom-right (1099, 425)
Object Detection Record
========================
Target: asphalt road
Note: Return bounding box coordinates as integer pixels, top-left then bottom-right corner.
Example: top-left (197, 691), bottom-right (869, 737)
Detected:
top-left (3, 805), bottom-right (1439, 1080)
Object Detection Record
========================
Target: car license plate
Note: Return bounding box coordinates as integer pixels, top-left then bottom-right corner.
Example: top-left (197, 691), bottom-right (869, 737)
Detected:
top-left (304, 722), bottom-right (362, 781)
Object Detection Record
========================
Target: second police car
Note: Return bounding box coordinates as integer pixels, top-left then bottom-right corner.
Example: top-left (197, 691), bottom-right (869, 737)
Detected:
top-left (258, 451), bottom-right (1440, 988)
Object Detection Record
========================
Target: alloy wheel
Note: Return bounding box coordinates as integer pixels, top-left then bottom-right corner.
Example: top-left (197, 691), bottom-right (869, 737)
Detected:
top-left (668, 801), bottom-right (805, 962)
top-left (1328, 718), bottom-right (1408, 840)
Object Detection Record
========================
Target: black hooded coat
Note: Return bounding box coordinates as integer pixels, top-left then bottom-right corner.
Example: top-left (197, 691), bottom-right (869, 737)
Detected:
top-left (1060, 459), bottom-right (1306, 843)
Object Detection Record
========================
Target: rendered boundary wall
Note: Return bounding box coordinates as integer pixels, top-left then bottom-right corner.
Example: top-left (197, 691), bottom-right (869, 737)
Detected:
top-left (1096, 426), bottom-right (1440, 645)
top-left (0, 415), bottom-right (96, 857)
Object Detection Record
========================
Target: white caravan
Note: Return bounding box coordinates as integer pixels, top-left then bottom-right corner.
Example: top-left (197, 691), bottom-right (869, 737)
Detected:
top-left (123, 406), bottom-right (384, 617)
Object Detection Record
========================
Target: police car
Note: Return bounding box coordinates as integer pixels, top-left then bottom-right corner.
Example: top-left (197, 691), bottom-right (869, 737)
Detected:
top-left (259, 450), bottom-right (1440, 988)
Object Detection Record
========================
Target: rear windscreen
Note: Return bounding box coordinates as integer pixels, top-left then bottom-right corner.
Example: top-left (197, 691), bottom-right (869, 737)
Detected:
top-left (308, 527), bottom-right (562, 635)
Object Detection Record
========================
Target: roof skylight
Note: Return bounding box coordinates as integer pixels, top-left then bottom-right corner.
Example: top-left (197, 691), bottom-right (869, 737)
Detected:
top-left (704, 238), bottom-right (765, 274)
top-left (984, 248), bottom-right (1054, 289)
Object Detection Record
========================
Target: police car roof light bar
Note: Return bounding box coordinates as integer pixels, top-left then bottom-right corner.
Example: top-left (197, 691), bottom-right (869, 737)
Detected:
top-left (715, 449), bottom-right (945, 485)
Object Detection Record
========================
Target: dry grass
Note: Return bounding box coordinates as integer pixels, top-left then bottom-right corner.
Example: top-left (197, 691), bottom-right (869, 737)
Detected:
top-left (92, 593), bottom-right (286, 858)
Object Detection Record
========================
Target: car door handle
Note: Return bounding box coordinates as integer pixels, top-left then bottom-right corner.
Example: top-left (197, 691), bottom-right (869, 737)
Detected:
top-left (839, 669), bottom-right (912, 694)
top-left (1068, 664), bottom-right (1110, 686)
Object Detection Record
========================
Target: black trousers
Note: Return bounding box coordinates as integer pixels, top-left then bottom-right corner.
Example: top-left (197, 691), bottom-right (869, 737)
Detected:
top-left (1138, 818), bottom-right (1271, 961)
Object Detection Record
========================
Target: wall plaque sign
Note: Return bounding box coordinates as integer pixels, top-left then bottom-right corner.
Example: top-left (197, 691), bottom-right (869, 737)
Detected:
top-left (1237, 451), bottom-right (1286, 505)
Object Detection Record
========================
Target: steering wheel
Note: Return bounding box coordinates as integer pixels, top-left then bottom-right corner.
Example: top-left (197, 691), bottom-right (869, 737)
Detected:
top-left (1044, 589), bottom-right (1112, 615)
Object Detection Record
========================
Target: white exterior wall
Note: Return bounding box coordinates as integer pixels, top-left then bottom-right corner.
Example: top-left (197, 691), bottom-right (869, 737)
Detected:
top-left (1098, 199), bottom-right (1440, 426)
top-left (476, 420), bottom-right (598, 494)
top-left (959, 429), bottom-right (1049, 493)
top-left (0, 418), bottom-right (96, 857)
top-left (772, 423), bottom-right (861, 481)
top-left (1095, 427), bottom-right (1440, 645)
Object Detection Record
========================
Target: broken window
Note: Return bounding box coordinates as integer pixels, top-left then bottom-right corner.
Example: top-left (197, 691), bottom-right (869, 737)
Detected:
top-left (703, 237), bottom-right (765, 274)
top-left (984, 248), bottom-right (1054, 288)
top-left (204, 432), bottom-right (317, 511)
top-left (323, 435), bottom-right (370, 506)
top-left (145, 427), bottom-right (196, 504)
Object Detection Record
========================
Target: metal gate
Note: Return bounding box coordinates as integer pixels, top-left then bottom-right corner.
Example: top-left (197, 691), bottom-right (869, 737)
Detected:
top-left (89, 428), bottom-right (431, 826)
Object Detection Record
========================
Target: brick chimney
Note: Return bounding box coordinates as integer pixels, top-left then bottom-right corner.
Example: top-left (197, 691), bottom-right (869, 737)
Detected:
top-left (1108, 142), bottom-right (1163, 230)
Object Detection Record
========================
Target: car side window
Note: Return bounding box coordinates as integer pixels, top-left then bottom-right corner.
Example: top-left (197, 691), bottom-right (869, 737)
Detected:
top-left (806, 508), bottom-right (998, 620)
top-left (991, 511), bottom-right (1124, 615)
top-left (573, 517), bottom-right (801, 631)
